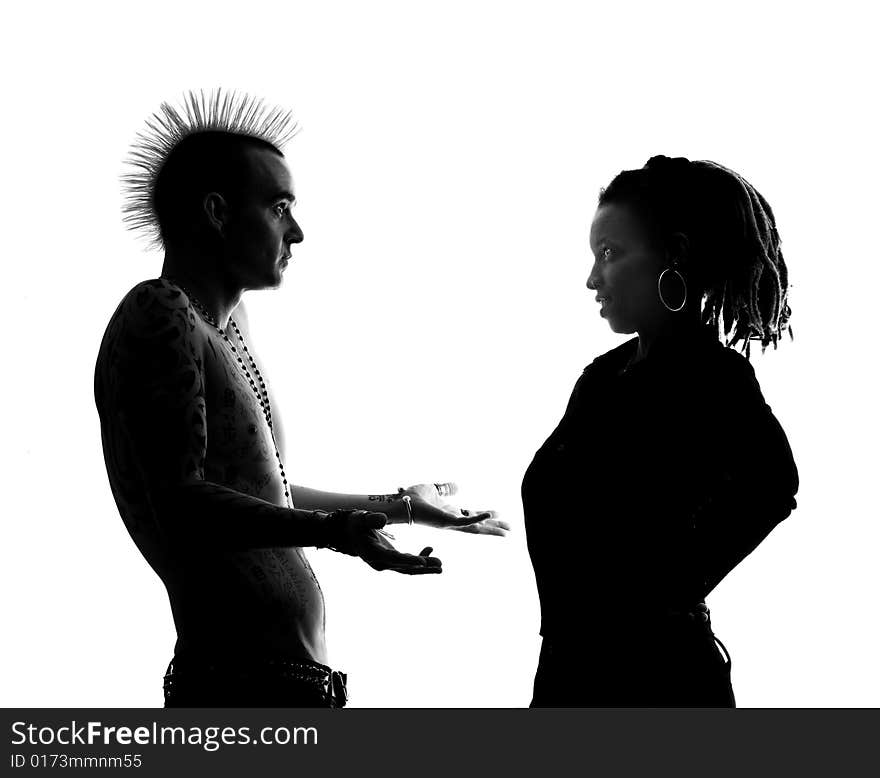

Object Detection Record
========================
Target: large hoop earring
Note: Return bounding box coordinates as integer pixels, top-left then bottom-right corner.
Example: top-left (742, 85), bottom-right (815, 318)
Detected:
top-left (658, 267), bottom-right (687, 312)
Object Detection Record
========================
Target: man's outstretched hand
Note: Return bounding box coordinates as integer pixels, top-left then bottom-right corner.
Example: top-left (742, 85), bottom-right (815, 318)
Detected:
top-left (402, 483), bottom-right (510, 536)
top-left (326, 510), bottom-right (442, 574)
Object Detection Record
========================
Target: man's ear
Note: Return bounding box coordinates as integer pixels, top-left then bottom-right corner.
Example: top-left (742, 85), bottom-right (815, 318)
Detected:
top-left (203, 192), bottom-right (228, 235)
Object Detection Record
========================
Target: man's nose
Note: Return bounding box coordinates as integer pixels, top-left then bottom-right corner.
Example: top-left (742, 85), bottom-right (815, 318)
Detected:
top-left (586, 262), bottom-right (601, 291)
top-left (287, 216), bottom-right (304, 244)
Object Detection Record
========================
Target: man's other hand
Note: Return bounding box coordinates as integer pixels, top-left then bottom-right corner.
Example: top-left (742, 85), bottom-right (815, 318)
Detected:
top-left (327, 510), bottom-right (442, 575)
top-left (402, 482), bottom-right (510, 537)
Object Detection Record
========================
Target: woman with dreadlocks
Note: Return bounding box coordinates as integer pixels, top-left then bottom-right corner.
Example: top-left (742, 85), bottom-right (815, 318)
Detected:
top-left (523, 155), bottom-right (799, 707)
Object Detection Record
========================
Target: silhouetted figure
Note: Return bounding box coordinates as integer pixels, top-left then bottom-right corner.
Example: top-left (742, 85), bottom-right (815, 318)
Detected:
top-left (523, 156), bottom-right (799, 707)
top-left (94, 90), bottom-right (507, 708)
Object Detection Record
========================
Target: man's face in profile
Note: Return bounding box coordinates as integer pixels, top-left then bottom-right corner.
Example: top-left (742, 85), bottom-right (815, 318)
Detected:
top-left (222, 146), bottom-right (304, 290)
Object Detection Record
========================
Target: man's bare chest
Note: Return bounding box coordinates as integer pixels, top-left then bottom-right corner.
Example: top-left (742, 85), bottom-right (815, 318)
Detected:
top-left (200, 328), bottom-right (282, 498)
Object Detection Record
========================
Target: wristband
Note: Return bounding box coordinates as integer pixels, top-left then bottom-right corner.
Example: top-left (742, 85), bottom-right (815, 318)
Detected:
top-left (319, 509), bottom-right (355, 554)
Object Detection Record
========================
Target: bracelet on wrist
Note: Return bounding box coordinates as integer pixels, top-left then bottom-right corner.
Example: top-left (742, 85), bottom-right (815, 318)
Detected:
top-left (397, 489), bottom-right (414, 526)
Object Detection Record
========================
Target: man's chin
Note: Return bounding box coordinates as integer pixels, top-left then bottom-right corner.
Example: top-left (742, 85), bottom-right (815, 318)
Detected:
top-left (272, 260), bottom-right (290, 286)
top-left (242, 273), bottom-right (284, 292)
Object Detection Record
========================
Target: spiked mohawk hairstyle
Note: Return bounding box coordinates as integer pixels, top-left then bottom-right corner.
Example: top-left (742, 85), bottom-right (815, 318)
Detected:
top-left (599, 155), bottom-right (793, 359)
top-left (122, 89), bottom-right (300, 248)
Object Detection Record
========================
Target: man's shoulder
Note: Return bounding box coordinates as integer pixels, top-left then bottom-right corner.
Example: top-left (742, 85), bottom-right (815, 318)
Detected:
top-left (103, 277), bottom-right (199, 339)
top-left (115, 277), bottom-right (193, 316)
top-left (98, 278), bottom-right (202, 367)
top-left (96, 278), bottom-right (205, 405)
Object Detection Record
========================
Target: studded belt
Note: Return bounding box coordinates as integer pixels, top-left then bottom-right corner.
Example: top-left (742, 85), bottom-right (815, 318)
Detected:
top-left (164, 655), bottom-right (348, 708)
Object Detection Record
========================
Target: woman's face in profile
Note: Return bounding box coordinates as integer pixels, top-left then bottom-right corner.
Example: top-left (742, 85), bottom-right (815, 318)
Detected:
top-left (587, 202), bottom-right (666, 335)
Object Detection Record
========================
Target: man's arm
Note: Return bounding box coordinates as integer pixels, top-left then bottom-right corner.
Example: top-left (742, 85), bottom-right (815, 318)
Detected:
top-left (101, 279), bottom-right (437, 574)
top-left (103, 279), bottom-right (334, 551)
top-left (291, 484), bottom-right (508, 535)
top-left (234, 298), bottom-right (505, 537)
top-left (291, 486), bottom-right (411, 523)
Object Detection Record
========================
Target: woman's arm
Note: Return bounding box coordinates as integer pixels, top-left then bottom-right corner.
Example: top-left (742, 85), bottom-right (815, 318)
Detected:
top-left (688, 350), bottom-right (799, 596)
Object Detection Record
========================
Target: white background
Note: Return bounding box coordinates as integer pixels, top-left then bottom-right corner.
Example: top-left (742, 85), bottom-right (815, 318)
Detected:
top-left (2, 1), bottom-right (877, 707)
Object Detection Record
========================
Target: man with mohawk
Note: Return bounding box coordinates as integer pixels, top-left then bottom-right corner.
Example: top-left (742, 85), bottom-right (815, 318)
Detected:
top-left (95, 90), bottom-right (506, 708)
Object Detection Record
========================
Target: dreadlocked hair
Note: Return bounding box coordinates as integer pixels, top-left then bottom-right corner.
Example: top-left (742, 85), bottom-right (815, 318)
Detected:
top-left (598, 155), bottom-right (793, 358)
top-left (122, 89), bottom-right (301, 249)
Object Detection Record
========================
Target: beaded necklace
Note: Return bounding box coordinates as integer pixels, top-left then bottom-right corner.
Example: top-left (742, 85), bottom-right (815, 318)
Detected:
top-left (169, 280), bottom-right (292, 509)
top-left (166, 280), bottom-right (328, 617)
